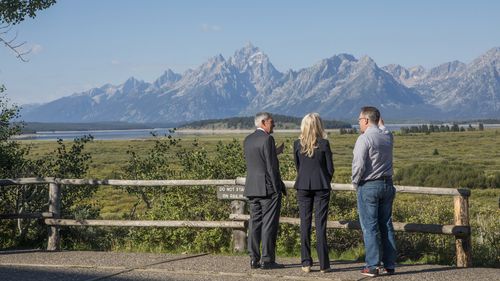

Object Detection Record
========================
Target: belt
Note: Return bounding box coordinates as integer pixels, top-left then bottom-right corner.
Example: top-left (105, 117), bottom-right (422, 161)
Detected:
top-left (359, 176), bottom-right (392, 185)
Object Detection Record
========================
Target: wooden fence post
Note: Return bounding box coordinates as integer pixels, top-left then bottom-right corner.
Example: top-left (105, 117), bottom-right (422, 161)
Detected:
top-left (231, 200), bottom-right (246, 253)
top-left (47, 182), bottom-right (61, 251)
top-left (454, 194), bottom-right (472, 267)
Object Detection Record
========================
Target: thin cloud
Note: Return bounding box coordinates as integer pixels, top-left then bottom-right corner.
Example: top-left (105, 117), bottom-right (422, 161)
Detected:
top-left (201, 23), bottom-right (222, 32)
top-left (111, 59), bottom-right (121, 65)
top-left (30, 44), bottom-right (43, 55)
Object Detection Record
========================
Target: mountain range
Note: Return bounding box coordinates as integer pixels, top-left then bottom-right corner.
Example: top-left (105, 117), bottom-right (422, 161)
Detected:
top-left (21, 43), bottom-right (500, 122)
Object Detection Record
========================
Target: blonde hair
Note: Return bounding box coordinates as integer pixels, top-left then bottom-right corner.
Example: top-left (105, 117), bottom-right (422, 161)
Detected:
top-left (299, 113), bottom-right (327, 157)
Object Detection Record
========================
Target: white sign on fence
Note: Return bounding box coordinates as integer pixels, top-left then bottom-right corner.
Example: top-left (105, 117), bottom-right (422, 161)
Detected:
top-left (217, 185), bottom-right (245, 200)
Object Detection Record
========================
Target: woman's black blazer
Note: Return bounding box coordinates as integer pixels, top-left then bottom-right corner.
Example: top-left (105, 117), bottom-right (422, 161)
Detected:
top-left (293, 138), bottom-right (334, 190)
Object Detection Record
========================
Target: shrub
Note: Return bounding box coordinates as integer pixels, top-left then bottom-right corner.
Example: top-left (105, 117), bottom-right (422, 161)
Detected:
top-left (394, 161), bottom-right (499, 189)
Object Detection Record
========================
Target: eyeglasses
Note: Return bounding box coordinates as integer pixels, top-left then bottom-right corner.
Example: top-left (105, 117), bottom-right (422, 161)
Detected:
top-left (358, 117), bottom-right (368, 122)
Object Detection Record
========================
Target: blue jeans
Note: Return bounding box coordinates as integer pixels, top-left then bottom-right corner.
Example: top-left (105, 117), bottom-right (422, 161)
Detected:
top-left (357, 179), bottom-right (397, 270)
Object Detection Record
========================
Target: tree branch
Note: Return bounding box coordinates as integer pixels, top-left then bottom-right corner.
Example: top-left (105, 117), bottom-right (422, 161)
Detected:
top-left (0, 24), bottom-right (30, 62)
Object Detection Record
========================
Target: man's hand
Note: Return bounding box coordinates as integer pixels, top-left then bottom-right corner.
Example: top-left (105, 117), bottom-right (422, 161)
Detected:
top-left (276, 142), bottom-right (284, 155)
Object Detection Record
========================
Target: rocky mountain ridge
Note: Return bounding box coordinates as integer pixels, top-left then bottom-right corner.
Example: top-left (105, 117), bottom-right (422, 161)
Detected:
top-left (21, 44), bottom-right (500, 122)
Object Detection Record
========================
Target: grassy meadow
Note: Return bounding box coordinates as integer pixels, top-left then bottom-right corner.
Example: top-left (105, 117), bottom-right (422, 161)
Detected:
top-left (20, 129), bottom-right (500, 218)
top-left (23, 129), bottom-right (500, 179)
top-left (18, 129), bottom-right (500, 266)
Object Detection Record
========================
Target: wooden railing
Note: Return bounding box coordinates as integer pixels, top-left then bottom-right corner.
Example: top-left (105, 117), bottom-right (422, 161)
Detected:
top-left (0, 177), bottom-right (472, 267)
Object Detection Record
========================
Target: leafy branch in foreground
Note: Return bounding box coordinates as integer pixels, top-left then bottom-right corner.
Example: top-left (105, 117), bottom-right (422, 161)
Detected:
top-left (0, 0), bottom-right (57, 61)
top-left (0, 0), bottom-right (56, 25)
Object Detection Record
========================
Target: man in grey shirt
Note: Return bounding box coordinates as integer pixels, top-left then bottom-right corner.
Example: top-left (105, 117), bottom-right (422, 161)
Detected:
top-left (352, 106), bottom-right (397, 277)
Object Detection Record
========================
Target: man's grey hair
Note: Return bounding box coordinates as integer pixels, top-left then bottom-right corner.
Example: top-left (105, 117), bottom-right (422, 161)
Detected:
top-left (254, 112), bottom-right (272, 128)
top-left (360, 106), bottom-right (380, 124)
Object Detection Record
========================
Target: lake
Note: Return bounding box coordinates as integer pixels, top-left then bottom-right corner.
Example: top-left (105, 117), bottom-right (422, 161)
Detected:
top-left (12, 124), bottom-right (500, 141)
top-left (15, 128), bottom-right (175, 141)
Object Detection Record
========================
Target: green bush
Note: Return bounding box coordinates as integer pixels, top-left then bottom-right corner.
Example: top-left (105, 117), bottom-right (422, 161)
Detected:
top-left (470, 206), bottom-right (500, 267)
top-left (0, 136), bottom-right (97, 249)
top-left (113, 136), bottom-right (240, 253)
top-left (394, 161), bottom-right (500, 189)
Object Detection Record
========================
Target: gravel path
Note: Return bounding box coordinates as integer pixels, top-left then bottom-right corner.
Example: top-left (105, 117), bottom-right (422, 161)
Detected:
top-left (0, 250), bottom-right (498, 281)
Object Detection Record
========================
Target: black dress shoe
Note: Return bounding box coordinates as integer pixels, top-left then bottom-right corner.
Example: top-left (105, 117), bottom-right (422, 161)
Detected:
top-left (250, 260), bottom-right (260, 269)
top-left (260, 262), bottom-right (284, 270)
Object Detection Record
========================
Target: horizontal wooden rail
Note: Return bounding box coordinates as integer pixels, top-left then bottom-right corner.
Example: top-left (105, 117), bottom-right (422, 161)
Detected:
top-left (0, 177), bottom-right (470, 197)
top-left (228, 214), bottom-right (470, 236)
top-left (45, 219), bottom-right (246, 228)
top-left (58, 179), bottom-right (237, 186)
top-left (0, 178), bottom-right (236, 187)
top-left (237, 178), bottom-right (470, 196)
top-left (0, 212), bottom-right (53, 220)
top-left (0, 178), bottom-right (55, 185)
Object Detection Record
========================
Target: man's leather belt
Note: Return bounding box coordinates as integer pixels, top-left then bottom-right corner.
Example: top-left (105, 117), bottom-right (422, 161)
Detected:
top-left (359, 176), bottom-right (392, 186)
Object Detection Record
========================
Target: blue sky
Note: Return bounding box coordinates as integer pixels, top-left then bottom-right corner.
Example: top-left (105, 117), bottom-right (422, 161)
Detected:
top-left (1, 0), bottom-right (499, 104)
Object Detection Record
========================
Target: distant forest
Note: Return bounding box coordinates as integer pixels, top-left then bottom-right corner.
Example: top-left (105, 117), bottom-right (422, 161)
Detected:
top-left (17, 118), bottom-right (499, 133)
top-left (19, 122), bottom-right (176, 134)
top-left (180, 114), bottom-right (352, 129)
top-left (399, 123), bottom-right (485, 134)
top-left (455, 119), bottom-right (500, 124)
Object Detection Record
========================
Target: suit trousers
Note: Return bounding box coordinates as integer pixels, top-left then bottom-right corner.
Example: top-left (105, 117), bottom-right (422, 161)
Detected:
top-left (247, 191), bottom-right (282, 263)
top-left (297, 189), bottom-right (331, 270)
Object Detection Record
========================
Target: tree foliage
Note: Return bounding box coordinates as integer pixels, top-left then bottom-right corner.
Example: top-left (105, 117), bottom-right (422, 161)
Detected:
top-left (0, 86), bottom-right (21, 140)
top-left (1, 86), bottom-right (97, 248)
top-left (1, 0), bottom-right (56, 61)
top-left (0, 135), bottom-right (96, 249)
top-left (399, 124), bottom-right (467, 135)
top-left (122, 132), bottom-right (180, 210)
top-left (117, 134), bottom-right (247, 253)
top-left (0, 88), bottom-right (24, 177)
top-left (0, 0), bottom-right (56, 25)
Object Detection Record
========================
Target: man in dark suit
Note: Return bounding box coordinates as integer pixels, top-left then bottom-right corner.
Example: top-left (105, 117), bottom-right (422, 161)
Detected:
top-left (244, 112), bottom-right (286, 270)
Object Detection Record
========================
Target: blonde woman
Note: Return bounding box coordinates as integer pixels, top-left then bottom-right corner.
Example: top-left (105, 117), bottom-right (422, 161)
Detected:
top-left (293, 113), bottom-right (334, 273)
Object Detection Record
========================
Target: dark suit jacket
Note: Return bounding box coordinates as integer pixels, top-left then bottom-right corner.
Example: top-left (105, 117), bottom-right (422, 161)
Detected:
top-left (244, 129), bottom-right (284, 197)
top-left (293, 139), bottom-right (334, 190)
